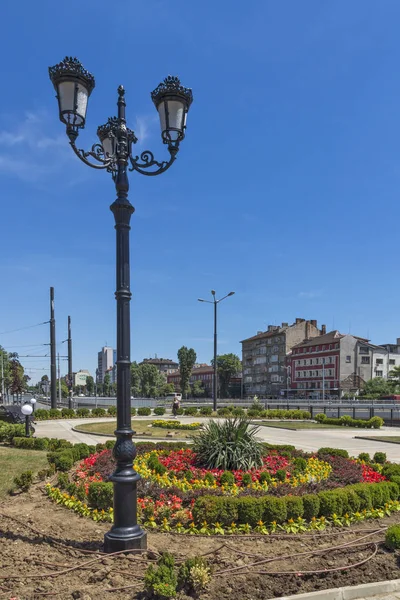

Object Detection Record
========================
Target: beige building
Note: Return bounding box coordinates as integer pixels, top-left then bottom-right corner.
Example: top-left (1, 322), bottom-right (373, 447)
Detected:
top-left (241, 318), bottom-right (323, 396)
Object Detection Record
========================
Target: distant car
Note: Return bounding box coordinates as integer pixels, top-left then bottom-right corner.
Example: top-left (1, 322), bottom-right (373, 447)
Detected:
top-left (79, 394), bottom-right (85, 397)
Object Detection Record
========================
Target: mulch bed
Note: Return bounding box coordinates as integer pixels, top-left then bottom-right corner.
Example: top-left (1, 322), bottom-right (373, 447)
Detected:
top-left (1, 482), bottom-right (400, 600)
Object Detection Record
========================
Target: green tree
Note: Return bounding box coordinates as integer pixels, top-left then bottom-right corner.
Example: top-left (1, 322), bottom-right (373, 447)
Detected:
top-left (212, 353), bottom-right (241, 398)
top-left (61, 380), bottom-right (69, 398)
top-left (177, 346), bottom-right (197, 398)
top-left (162, 382), bottom-right (176, 396)
top-left (362, 377), bottom-right (391, 398)
top-left (86, 376), bottom-right (95, 395)
top-left (138, 363), bottom-right (162, 398)
top-left (103, 372), bottom-right (111, 397)
top-left (389, 366), bottom-right (400, 386)
top-left (9, 356), bottom-right (25, 396)
top-left (130, 362), bottom-right (141, 397)
top-left (0, 346), bottom-right (12, 399)
top-left (192, 380), bottom-right (205, 398)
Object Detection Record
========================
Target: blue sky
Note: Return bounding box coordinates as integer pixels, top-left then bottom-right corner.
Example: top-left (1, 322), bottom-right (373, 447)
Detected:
top-left (1, 1), bottom-right (400, 383)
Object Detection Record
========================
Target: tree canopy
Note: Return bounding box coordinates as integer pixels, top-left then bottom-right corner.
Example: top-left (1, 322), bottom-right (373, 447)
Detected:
top-left (177, 346), bottom-right (197, 398)
top-left (212, 353), bottom-right (241, 398)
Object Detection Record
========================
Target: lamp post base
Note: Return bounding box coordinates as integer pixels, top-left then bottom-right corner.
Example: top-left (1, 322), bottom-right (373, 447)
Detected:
top-left (104, 526), bottom-right (147, 553)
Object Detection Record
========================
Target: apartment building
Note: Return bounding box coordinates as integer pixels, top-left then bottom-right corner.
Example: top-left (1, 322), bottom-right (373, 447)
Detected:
top-left (289, 332), bottom-right (400, 397)
top-left (241, 318), bottom-right (323, 396)
top-left (97, 347), bottom-right (116, 384)
top-left (140, 357), bottom-right (179, 374)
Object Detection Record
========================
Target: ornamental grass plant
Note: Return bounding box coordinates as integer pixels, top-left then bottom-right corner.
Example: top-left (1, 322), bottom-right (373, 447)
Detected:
top-left (192, 417), bottom-right (263, 471)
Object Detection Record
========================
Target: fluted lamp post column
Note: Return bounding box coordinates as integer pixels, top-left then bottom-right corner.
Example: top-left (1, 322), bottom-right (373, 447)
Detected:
top-left (48, 57), bottom-right (193, 553)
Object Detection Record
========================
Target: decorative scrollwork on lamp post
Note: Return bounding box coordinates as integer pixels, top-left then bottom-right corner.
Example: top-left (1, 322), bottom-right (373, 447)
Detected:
top-left (48, 56), bottom-right (193, 553)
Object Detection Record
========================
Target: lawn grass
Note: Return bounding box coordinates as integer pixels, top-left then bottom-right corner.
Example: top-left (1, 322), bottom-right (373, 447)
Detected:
top-left (354, 436), bottom-right (400, 445)
top-left (258, 421), bottom-right (359, 430)
top-left (0, 446), bottom-right (48, 498)
top-left (74, 419), bottom-right (198, 439)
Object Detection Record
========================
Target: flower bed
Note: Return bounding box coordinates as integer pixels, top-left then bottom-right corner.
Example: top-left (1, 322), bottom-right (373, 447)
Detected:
top-left (45, 441), bottom-right (400, 536)
top-left (151, 421), bottom-right (202, 431)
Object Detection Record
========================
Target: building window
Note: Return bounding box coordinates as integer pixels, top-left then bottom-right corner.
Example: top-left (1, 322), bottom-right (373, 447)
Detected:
top-left (361, 356), bottom-right (370, 364)
top-left (346, 356), bottom-right (351, 363)
top-left (310, 359), bottom-right (313, 365)
top-left (390, 359), bottom-right (396, 365)
top-left (376, 370), bottom-right (383, 377)
top-left (309, 371), bottom-right (312, 377)
top-left (359, 346), bottom-right (369, 354)
top-left (376, 359), bottom-right (383, 365)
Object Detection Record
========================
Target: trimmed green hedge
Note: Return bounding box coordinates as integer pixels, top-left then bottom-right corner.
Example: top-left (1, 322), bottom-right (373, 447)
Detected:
top-left (192, 481), bottom-right (399, 527)
top-left (0, 423), bottom-right (25, 442)
top-left (137, 407), bottom-right (152, 416)
top-left (314, 414), bottom-right (384, 429)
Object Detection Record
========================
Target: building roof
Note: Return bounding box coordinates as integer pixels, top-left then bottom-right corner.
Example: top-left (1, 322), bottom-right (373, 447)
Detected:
top-left (240, 327), bottom-right (283, 344)
top-left (190, 365), bottom-right (213, 374)
top-left (140, 358), bottom-right (178, 365)
top-left (291, 330), bottom-right (344, 349)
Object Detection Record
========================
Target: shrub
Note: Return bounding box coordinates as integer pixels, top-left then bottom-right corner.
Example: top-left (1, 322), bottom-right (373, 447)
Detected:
top-left (318, 490), bottom-right (345, 517)
top-left (88, 445), bottom-right (96, 454)
top-left (138, 407), bottom-right (151, 416)
top-left (147, 452), bottom-right (167, 475)
top-left (358, 452), bottom-right (370, 462)
top-left (259, 471), bottom-right (271, 484)
top-left (241, 473), bottom-right (252, 486)
top-left (247, 409), bottom-right (261, 418)
top-left (293, 457), bottom-right (307, 473)
top-left (184, 407), bottom-right (198, 416)
top-left (317, 447), bottom-right (349, 459)
top-left (105, 440), bottom-right (115, 450)
top-left (13, 470), bottom-right (33, 492)
top-left (193, 418), bottom-right (263, 471)
top-left (237, 497), bottom-right (264, 526)
top-left (76, 408), bottom-right (90, 417)
top-left (204, 472), bottom-right (215, 486)
top-left (285, 496), bottom-right (304, 520)
top-left (48, 450), bottom-right (74, 472)
top-left (96, 443), bottom-right (106, 452)
top-left (178, 556), bottom-right (210, 593)
top-left (49, 409), bottom-right (61, 419)
top-left (315, 413), bottom-right (327, 423)
top-left (369, 416), bottom-right (384, 429)
top-left (232, 407), bottom-right (245, 417)
top-left (88, 481), bottom-right (113, 510)
top-left (153, 407), bottom-right (165, 416)
top-left (262, 496), bottom-right (287, 524)
top-left (382, 464), bottom-right (400, 479)
top-left (192, 496), bottom-right (239, 526)
top-left (92, 408), bottom-right (106, 417)
top-left (13, 437), bottom-right (49, 451)
top-left (220, 471), bottom-right (235, 487)
top-left (275, 469), bottom-right (286, 482)
top-left (199, 406), bottom-right (212, 416)
top-left (340, 415), bottom-right (353, 426)
top-left (301, 411), bottom-right (311, 419)
top-left (35, 409), bottom-right (49, 420)
top-left (107, 406), bottom-right (117, 416)
top-left (302, 494), bottom-right (320, 520)
top-left (373, 452), bottom-right (387, 464)
top-left (217, 408), bottom-right (231, 417)
top-left (385, 525), bottom-right (400, 550)
top-left (74, 443), bottom-right (90, 459)
top-left (144, 552), bottom-right (177, 600)
top-left (61, 408), bottom-right (75, 418)
top-left (0, 423), bottom-right (25, 443)
top-left (389, 475), bottom-right (400, 488)
top-left (130, 407), bottom-right (136, 416)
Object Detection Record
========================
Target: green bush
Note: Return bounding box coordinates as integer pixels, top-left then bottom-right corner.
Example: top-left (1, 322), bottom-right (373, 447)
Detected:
top-left (61, 408), bottom-right (75, 418)
top-left (315, 413), bottom-right (327, 422)
top-left (35, 409), bottom-right (49, 420)
top-left (373, 452), bottom-right (387, 464)
top-left (192, 496), bottom-right (239, 526)
top-left (302, 494), bottom-right (320, 520)
top-left (49, 409), bottom-right (62, 419)
top-left (12, 437), bottom-right (49, 451)
top-left (96, 443), bottom-right (106, 452)
top-left (88, 445), bottom-right (96, 454)
top-left (389, 476), bottom-right (400, 489)
top-left (193, 418), bottom-right (263, 471)
top-left (176, 407), bottom-right (184, 415)
top-left (76, 408), bottom-right (90, 417)
top-left (241, 473), bottom-right (252, 486)
top-left (293, 457), bottom-right (307, 473)
top-left (275, 469), bottom-right (286, 482)
top-left (385, 525), bottom-right (400, 550)
top-left (340, 415), bottom-right (353, 426)
top-left (285, 496), bottom-right (304, 520)
top-left (92, 407), bottom-right (106, 417)
top-left (369, 416), bottom-right (384, 429)
top-left (247, 409), bottom-right (261, 418)
top-left (153, 406), bottom-right (165, 416)
top-left (105, 440), bottom-right (115, 450)
top-left (259, 471), bottom-right (271, 484)
top-left (88, 481), bottom-right (113, 510)
top-left (358, 452), bottom-right (370, 462)
top-left (184, 407), bottom-right (198, 416)
top-left (13, 470), bottom-right (33, 492)
top-left (147, 452), bottom-right (167, 475)
top-left (107, 406), bottom-right (117, 416)
top-left (0, 423), bottom-right (25, 443)
top-left (232, 407), bottom-right (245, 417)
top-left (138, 407), bottom-right (151, 416)
top-left (317, 447), bottom-right (349, 459)
top-left (237, 497), bottom-right (264, 527)
top-left (144, 552), bottom-right (177, 600)
top-left (74, 443), bottom-right (90, 459)
top-left (130, 407), bottom-right (137, 416)
top-left (301, 411), bottom-right (311, 419)
top-left (382, 464), bottom-right (400, 479)
top-left (318, 490), bottom-right (346, 517)
top-left (262, 496), bottom-right (287, 524)
top-left (220, 471), bottom-right (235, 486)
top-left (199, 406), bottom-right (213, 416)
top-left (48, 450), bottom-right (74, 472)
top-left (217, 408), bottom-right (231, 417)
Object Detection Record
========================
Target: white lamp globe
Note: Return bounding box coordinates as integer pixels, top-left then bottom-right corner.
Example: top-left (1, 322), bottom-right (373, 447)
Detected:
top-left (30, 398), bottom-right (37, 405)
top-left (21, 404), bottom-right (33, 416)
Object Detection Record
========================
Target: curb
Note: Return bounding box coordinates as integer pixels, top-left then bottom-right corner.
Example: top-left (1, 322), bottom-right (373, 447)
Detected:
top-left (278, 578), bottom-right (400, 600)
top-left (355, 436), bottom-right (400, 445)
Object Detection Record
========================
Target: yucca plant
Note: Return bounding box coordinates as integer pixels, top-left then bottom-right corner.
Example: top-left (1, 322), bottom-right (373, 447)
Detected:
top-left (192, 417), bottom-right (263, 470)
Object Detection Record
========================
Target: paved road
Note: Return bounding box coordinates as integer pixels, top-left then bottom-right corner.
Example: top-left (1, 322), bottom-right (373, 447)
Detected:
top-left (34, 417), bottom-right (400, 461)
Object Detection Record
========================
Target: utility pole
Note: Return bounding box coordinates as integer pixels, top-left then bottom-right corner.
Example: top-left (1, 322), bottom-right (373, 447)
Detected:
top-left (58, 352), bottom-right (61, 405)
top-left (68, 316), bottom-right (73, 409)
top-left (1, 353), bottom-right (4, 404)
top-left (50, 287), bottom-right (57, 409)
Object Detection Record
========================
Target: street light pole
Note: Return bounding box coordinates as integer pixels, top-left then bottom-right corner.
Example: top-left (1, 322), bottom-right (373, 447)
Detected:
top-left (198, 291), bottom-right (235, 411)
top-left (49, 56), bottom-right (193, 553)
top-left (50, 287), bottom-right (57, 409)
top-left (68, 316), bottom-right (73, 410)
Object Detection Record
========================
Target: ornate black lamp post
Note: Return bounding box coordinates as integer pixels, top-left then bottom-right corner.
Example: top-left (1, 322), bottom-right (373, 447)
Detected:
top-left (198, 291), bottom-right (235, 411)
top-left (48, 57), bottom-right (193, 553)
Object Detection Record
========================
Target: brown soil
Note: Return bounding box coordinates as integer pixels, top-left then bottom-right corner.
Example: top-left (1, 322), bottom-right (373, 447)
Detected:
top-left (1, 482), bottom-right (400, 600)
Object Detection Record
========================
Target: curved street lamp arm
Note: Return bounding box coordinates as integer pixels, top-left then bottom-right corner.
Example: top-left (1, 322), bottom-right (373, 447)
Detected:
top-left (69, 140), bottom-right (113, 171)
top-left (128, 148), bottom-right (178, 177)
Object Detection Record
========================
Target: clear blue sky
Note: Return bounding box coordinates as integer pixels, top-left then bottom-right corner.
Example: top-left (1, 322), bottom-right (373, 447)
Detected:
top-left (1, 1), bottom-right (399, 383)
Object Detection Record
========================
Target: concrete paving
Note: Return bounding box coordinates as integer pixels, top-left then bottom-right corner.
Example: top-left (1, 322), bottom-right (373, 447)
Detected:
top-left (33, 417), bottom-right (400, 461)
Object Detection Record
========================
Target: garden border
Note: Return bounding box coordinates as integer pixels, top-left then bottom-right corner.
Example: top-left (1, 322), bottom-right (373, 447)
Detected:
top-left (278, 577), bottom-right (400, 600)
top-left (355, 436), bottom-right (400, 445)
top-left (71, 425), bottom-right (190, 442)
